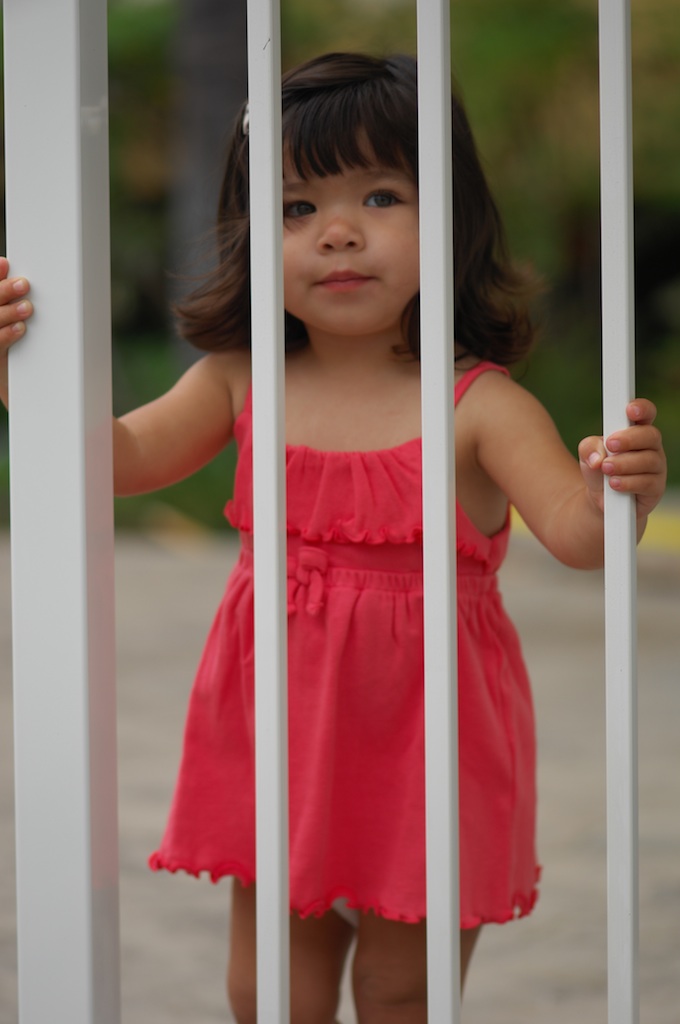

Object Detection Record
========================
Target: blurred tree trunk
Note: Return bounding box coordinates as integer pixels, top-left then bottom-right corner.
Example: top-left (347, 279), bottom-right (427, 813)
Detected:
top-left (169, 0), bottom-right (248, 316)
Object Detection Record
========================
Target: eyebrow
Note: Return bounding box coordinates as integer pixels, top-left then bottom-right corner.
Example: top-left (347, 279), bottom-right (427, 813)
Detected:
top-left (282, 178), bottom-right (307, 192)
top-left (282, 168), bottom-right (414, 190)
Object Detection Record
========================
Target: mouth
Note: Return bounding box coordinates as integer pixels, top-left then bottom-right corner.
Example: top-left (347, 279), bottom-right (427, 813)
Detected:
top-left (317, 270), bottom-right (373, 292)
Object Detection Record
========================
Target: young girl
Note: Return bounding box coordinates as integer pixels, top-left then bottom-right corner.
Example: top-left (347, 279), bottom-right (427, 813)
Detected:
top-left (0, 52), bottom-right (667, 1024)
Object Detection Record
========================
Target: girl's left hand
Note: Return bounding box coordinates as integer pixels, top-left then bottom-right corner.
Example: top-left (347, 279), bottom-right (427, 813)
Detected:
top-left (578, 399), bottom-right (667, 520)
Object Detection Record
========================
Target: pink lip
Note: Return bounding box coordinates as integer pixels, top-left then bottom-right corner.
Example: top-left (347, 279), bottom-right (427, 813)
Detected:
top-left (317, 270), bottom-right (373, 291)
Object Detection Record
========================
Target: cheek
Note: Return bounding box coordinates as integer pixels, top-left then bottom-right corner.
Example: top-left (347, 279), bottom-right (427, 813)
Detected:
top-left (282, 232), bottom-right (310, 274)
top-left (282, 250), bottom-right (299, 298)
top-left (394, 222), bottom-right (420, 285)
top-left (282, 264), bottom-right (307, 319)
top-left (400, 246), bottom-right (421, 295)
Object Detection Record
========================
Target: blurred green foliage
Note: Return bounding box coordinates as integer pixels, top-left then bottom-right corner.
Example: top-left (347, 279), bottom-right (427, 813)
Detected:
top-left (107, 0), bottom-right (179, 335)
top-left (1, 0), bottom-right (678, 529)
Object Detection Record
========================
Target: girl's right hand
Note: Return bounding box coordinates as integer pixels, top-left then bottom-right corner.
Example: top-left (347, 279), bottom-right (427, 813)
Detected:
top-left (0, 257), bottom-right (33, 353)
top-left (0, 257), bottom-right (33, 407)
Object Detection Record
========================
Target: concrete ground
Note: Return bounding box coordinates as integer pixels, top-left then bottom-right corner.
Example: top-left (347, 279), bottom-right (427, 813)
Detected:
top-left (1, 510), bottom-right (678, 1023)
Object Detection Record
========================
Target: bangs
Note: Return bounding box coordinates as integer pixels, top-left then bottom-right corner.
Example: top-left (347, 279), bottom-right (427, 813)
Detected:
top-left (281, 56), bottom-right (418, 181)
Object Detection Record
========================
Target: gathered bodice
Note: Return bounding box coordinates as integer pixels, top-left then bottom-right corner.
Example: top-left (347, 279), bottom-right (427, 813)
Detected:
top-left (224, 361), bottom-right (511, 575)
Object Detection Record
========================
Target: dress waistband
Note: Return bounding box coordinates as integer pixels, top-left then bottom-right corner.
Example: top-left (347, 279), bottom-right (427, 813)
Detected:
top-left (238, 533), bottom-right (496, 617)
top-left (240, 532), bottom-right (424, 573)
top-left (239, 533), bottom-right (422, 616)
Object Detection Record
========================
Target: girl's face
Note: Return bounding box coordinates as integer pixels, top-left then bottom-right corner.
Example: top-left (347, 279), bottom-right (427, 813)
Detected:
top-left (282, 163), bottom-right (420, 348)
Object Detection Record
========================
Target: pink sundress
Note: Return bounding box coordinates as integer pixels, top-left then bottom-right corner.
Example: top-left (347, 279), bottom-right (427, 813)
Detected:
top-left (150, 360), bottom-right (540, 927)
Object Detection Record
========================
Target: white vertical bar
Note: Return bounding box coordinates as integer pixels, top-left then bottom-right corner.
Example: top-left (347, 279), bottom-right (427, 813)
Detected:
top-left (417, 2), bottom-right (461, 1021)
top-left (4, 2), bottom-right (119, 1024)
top-left (246, 1), bottom-right (290, 1021)
top-left (598, 2), bottom-right (639, 1023)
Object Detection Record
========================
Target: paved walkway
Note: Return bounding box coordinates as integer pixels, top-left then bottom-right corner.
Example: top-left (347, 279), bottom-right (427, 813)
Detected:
top-left (1, 513), bottom-right (678, 1023)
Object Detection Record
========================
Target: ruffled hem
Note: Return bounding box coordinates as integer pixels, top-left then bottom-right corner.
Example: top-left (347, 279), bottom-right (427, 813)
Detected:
top-left (148, 852), bottom-right (256, 887)
top-left (148, 853), bottom-right (540, 928)
top-left (460, 877), bottom-right (540, 929)
top-left (295, 893), bottom-right (422, 924)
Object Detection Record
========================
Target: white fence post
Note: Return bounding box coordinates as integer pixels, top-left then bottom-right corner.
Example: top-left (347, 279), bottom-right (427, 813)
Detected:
top-left (246, 1), bottom-right (291, 1021)
top-left (598, 1), bottom-right (640, 1022)
top-left (4, 2), bottom-right (120, 1023)
top-left (417, 1), bottom-right (461, 1021)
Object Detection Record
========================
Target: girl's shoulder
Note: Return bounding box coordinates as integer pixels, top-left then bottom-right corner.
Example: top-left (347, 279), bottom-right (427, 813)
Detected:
top-left (455, 360), bottom-right (531, 412)
top-left (454, 358), bottom-right (509, 399)
top-left (460, 366), bottom-right (575, 496)
top-left (454, 366), bottom-right (557, 450)
top-left (455, 363), bottom-right (557, 468)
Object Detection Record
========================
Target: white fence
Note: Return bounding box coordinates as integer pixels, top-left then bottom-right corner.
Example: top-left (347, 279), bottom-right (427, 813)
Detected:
top-left (4, 2), bottom-right (119, 1023)
top-left (4, 0), bottom-right (638, 1022)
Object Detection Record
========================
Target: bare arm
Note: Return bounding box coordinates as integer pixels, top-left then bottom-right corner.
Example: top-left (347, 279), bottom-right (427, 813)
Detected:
top-left (113, 350), bottom-right (247, 496)
top-left (469, 373), bottom-right (666, 569)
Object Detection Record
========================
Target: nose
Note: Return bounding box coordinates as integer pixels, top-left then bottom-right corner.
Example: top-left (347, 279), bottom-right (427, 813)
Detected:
top-left (317, 214), bottom-right (363, 252)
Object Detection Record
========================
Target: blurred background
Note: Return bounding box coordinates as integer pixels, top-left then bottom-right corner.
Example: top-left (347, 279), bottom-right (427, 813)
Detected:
top-left (0, 0), bottom-right (678, 528)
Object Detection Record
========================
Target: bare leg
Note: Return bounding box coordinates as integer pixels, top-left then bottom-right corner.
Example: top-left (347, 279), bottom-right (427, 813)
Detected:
top-left (352, 915), bottom-right (482, 1024)
top-left (227, 881), bottom-right (355, 1024)
top-left (460, 925), bottom-right (481, 990)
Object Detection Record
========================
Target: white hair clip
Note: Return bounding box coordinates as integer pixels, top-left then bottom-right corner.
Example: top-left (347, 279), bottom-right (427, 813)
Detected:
top-left (242, 103), bottom-right (250, 136)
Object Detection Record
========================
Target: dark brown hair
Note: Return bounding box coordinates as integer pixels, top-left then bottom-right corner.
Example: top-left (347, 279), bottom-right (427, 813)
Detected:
top-left (175, 52), bottom-right (537, 365)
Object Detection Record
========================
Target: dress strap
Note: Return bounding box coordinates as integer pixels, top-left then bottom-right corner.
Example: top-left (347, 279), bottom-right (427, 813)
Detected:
top-left (454, 360), bottom-right (509, 406)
